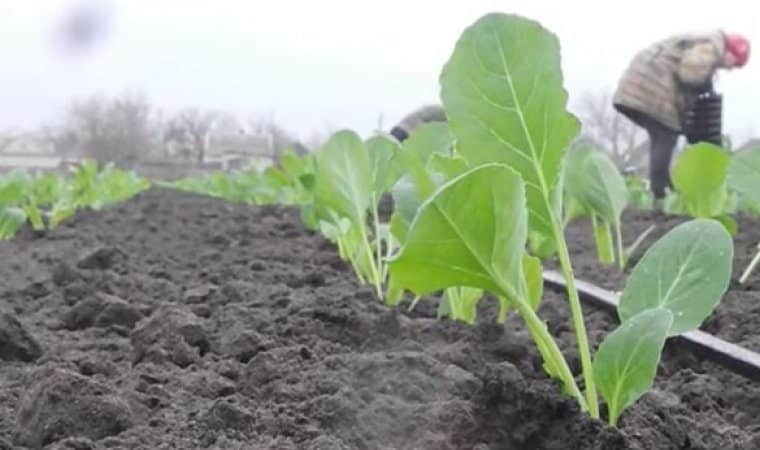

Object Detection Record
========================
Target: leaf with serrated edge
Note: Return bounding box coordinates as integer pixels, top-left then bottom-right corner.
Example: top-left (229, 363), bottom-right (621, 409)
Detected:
top-left (619, 219), bottom-right (732, 336)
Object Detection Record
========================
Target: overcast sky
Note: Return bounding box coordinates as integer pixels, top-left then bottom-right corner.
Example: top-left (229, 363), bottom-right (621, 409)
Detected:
top-left (1, 0), bottom-right (758, 143)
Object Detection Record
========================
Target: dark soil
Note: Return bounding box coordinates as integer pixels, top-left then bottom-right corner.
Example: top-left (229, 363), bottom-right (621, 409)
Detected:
top-left (1, 189), bottom-right (760, 449)
top-left (559, 209), bottom-right (760, 351)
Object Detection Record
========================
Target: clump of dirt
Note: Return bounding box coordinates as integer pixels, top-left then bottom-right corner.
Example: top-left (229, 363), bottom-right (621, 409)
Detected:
top-left (0, 189), bottom-right (758, 449)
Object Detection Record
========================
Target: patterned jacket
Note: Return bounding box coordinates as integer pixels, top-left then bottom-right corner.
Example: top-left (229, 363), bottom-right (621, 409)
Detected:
top-left (613, 31), bottom-right (726, 132)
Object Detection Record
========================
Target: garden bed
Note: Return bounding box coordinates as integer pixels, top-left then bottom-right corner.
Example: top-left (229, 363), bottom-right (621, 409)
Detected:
top-left (0, 189), bottom-right (759, 449)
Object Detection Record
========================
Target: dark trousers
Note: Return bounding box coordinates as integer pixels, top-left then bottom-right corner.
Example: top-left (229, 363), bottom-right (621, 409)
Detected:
top-left (645, 122), bottom-right (679, 199)
top-left (615, 106), bottom-right (679, 199)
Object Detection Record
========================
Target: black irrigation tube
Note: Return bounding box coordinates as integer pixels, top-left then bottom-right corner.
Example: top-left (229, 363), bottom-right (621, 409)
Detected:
top-left (543, 270), bottom-right (760, 382)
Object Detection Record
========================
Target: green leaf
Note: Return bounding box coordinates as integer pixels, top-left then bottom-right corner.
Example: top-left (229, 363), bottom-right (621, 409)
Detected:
top-left (389, 172), bottom-right (445, 243)
top-left (23, 204), bottom-right (45, 231)
top-left (594, 308), bottom-right (672, 426)
top-left (401, 122), bottom-right (453, 165)
top-left (672, 143), bottom-right (730, 218)
top-left (440, 13), bottom-right (580, 240)
top-left (528, 230), bottom-right (556, 259)
top-left (388, 163), bottom-right (526, 300)
top-left (582, 151), bottom-right (628, 225)
top-left (663, 191), bottom-right (686, 215)
top-left (313, 130), bottom-right (372, 226)
top-left (728, 147), bottom-right (760, 207)
top-left (442, 286), bottom-right (484, 324)
top-left (0, 170), bottom-right (32, 205)
top-left (625, 175), bottom-right (653, 211)
top-left (366, 134), bottom-right (403, 196)
top-left (397, 123), bottom-right (453, 200)
top-left (713, 214), bottom-right (738, 236)
top-left (619, 219), bottom-right (733, 335)
top-left (0, 206), bottom-right (27, 239)
top-left (427, 153), bottom-right (470, 180)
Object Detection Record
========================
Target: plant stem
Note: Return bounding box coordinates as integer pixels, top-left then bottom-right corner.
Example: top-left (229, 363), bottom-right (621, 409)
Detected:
top-left (615, 222), bottom-right (625, 271)
top-left (550, 215), bottom-right (600, 419)
top-left (407, 295), bottom-right (422, 311)
top-left (512, 295), bottom-right (588, 412)
top-left (357, 223), bottom-right (383, 300)
top-left (740, 245), bottom-right (760, 284)
top-left (371, 198), bottom-right (385, 286)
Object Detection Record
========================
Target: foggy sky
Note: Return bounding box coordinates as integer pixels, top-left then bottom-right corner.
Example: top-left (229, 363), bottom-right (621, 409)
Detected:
top-left (1, 0), bottom-right (758, 143)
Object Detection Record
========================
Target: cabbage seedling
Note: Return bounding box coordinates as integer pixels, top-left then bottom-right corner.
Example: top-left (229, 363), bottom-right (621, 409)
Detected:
top-left (312, 130), bottom-right (404, 299)
top-left (439, 12), bottom-right (600, 416)
top-left (389, 156), bottom-right (732, 425)
top-left (564, 148), bottom-right (629, 268)
top-left (389, 12), bottom-right (733, 425)
top-left (672, 143), bottom-right (736, 234)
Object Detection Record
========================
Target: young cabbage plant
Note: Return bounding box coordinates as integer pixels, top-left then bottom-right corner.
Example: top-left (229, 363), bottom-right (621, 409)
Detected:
top-left (388, 160), bottom-right (732, 425)
top-left (389, 163), bottom-right (586, 409)
top-left (625, 174), bottom-right (654, 211)
top-left (564, 148), bottom-right (629, 268)
top-left (598, 219), bottom-right (733, 425)
top-left (728, 147), bottom-right (760, 283)
top-left (0, 170), bottom-right (55, 238)
top-left (384, 121), bottom-right (527, 323)
top-left (312, 130), bottom-right (403, 300)
top-left (439, 12), bottom-right (601, 416)
top-left (672, 143), bottom-right (736, 234)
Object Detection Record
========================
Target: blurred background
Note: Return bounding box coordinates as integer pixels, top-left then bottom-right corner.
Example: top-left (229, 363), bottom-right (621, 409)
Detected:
top-left (0, 0), bottom-right (756, 177)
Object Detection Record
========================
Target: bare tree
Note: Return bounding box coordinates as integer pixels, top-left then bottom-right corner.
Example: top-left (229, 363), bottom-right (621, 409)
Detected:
top-left (573, 90), bottom-right (647, 171)
top-left (64, 92), bottom-right (155, 165)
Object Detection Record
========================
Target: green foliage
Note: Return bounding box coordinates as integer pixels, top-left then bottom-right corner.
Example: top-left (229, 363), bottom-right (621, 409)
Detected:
top-left (672, 143), bottom-right (732, 220)
top-left (439, 12), bottom-right (600, 415)
top-left (618, 219), bottom-right (732, 335)
top-left (0, 160), bottom-right (150, 239)
top-left (388, 163), bottom-right (585, 405)
top-left (593, 219), bottom-right (732, 424)
top-left (728, 147), bottom-right (760, 217)
top-left (440, 13), bottom-right (580, 245)
top-left (594, 308), bottom-right (672, 426)
top-left (625, 175), bottom-right (653, 211)
top-left (310, 130), bottom-right (404, 299)
top-left (564, 149), bottom-right (629, 267)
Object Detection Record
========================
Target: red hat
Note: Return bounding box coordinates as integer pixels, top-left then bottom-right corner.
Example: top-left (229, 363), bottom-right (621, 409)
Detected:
top-left (725, 33), bottom-right (750, 67)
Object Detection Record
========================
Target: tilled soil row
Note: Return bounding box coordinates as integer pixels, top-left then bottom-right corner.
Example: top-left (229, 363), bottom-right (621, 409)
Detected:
top-left (0, 189), bottom-right (758, 449)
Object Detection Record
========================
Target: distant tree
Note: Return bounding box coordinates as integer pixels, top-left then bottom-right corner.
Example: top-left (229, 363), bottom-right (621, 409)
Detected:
top-left (64, 92), bottom-right (155, 165)
top-left (573, 90), bottom-right (647, 171)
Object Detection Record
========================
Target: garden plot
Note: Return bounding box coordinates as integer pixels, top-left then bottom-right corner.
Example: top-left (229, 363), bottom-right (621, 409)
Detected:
top-left (0, 189), bottom-right (758, 449)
